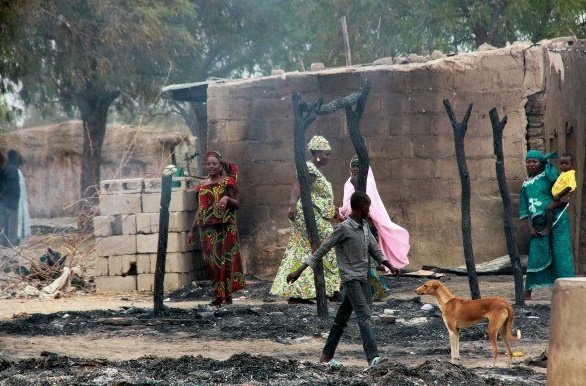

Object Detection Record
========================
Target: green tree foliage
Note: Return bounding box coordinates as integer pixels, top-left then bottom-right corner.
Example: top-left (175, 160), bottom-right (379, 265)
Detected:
top-left (0, 0), bottom-right (199, 230)
top-left (282, 0), bottom-right (586, 67)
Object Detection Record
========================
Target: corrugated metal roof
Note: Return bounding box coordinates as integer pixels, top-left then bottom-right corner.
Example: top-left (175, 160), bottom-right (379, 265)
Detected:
top-left (162, 79), bottom-right (235, 102)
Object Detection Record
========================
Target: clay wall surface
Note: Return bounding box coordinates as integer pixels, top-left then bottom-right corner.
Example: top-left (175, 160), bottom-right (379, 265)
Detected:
top-left (206, 41), bottom-right (586, 278)
top-left (0, 121), bottom-right (185, 218)
top-left (538, 48), bottom-right (586, 273)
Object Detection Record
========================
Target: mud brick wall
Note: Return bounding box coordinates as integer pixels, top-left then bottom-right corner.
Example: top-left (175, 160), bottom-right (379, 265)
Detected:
top-left (539, 49), bottom-right (586, 273)
top-left (93, 177), bottom-right (205, 292)
top-left (204, 40), bottom-right (586, 279)
top-left (0, 123), bottom-right (184, 218)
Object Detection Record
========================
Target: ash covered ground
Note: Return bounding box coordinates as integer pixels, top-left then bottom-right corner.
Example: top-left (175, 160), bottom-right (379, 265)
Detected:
top-left (0, 275), bottom-right (549, 385)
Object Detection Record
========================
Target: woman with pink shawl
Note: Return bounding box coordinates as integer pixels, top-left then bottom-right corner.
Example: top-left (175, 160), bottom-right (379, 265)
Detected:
top-left (339, 156), bottom-right (410, 299)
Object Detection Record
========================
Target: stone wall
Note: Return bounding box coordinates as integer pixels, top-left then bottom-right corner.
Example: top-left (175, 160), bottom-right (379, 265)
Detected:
top-left (205, 40), bottom-right (586, 278)
top-left (92, 177), bottom-right (204, 292)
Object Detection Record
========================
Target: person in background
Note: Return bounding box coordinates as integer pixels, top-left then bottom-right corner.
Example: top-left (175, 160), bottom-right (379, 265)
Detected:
top-left (520, 150), bottom-right (574, 300)
top-left (9, 150), bottom-right (30, 240)
top-left (270, 135), bottom-right (341, 304)
top-left (287, 191), bottom-right (400, 369)
top-left (540, 153), bottom-right (576, 236)
top-left (0, 149), bottom-right (22, 247)
top-left (188, 150), bottom-right (245, 307)
top-left (339, 156), bottom-right (410, 301)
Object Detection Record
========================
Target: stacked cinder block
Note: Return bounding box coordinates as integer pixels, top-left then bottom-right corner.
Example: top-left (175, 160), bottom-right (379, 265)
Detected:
top-left (93, 176), bottom-right (206, 293)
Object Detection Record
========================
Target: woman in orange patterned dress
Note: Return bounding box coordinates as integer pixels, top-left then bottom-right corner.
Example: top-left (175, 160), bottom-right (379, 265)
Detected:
top-left (188, 151), bottom-right (245, 307)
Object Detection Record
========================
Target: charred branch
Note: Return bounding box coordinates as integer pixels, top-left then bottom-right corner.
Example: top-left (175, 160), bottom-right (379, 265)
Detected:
top-left (489, 107), bottom-right (525, 305)
top-left (291, 79), bottom-right (372, 316)
top-left (154, 173), bottom-right (172, 316)
top-left (443, 99), bottom-right (480, 300)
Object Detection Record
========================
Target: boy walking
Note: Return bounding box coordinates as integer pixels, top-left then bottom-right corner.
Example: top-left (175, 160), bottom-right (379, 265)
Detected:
top-left (287, 191), bottom-right (400, 368)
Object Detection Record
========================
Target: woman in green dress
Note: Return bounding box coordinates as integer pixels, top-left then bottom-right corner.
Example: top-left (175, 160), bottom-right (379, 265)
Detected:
top-left (270, 136), bottom-right (340, 304)
top-left (520, 150), bottom-right (574, 300)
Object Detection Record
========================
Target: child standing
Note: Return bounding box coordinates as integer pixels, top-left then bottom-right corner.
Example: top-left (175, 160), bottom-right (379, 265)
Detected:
top-left (287, 191), bottom-right (400, 368)
top-left (540, 153), bottom-right (576, 236)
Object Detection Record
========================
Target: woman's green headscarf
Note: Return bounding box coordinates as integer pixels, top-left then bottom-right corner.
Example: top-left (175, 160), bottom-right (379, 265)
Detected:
top-left (525, 150), bottom-right (557, 163)
top-left (526, 150), bottom-right (558, 181)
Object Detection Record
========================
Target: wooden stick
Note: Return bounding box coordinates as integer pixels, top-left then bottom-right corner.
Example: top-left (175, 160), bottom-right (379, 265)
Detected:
top-left (341, 16), bottom-right (351, 66)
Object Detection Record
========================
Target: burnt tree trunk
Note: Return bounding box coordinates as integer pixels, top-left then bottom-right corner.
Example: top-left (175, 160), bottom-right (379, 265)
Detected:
top-left (443, 99), bottom-right (480, 300)
top-left (489, 107), bottom-right (525, 305)
top-left (291, 81), bottom-right (372, 317)
top-left (292, 93), bottom-right (327, 317)
top-left (77, 86), bottom-right (120, 234)
top-left (345, 80), bottom-right (371, 303)
top-left (154, 172), bottom-right (173, 316)
top-left (345, 80), bottom-right (371, 193)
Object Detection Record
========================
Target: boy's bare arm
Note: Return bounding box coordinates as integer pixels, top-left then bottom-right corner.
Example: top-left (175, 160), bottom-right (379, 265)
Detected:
top-left (287, 263), bottom-right (309, 284)
top-left (286, 224), bottom-right (343, 284)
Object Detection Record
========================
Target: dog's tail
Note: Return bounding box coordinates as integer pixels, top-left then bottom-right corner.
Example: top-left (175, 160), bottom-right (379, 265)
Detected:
top-left (505, 302), bottom-right (521, 340)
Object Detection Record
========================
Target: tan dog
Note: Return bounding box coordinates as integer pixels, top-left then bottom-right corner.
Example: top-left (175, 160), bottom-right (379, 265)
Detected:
top-left (415, 279), bottom-right (521, 367)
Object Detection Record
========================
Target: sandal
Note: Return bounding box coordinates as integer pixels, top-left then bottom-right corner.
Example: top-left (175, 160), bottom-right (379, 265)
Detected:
top-left (209, 297), bottom-right (222, 307)
top-left (323, 358), bottom-right (342, 367)
top-left (364, 356), bottom-right (388, 371)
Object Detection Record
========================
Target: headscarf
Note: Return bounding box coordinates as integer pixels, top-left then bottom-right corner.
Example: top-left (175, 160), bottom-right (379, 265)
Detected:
top-left (339, 157), bottom-right (410, 268)
top-left (350, 155), bottom-right (360, 166)
top-left (526, 150), bottom-right (558, 182)
top-left (307, 135), bottom-right (331, 151)
top-left (525, 150), bottom-right (557, 163)
top-left (205, 150), bottom-right (238, 181)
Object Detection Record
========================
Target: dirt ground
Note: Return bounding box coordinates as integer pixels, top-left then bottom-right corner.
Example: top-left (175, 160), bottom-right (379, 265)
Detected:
top-left (0, 272), bottom-right (550, 385)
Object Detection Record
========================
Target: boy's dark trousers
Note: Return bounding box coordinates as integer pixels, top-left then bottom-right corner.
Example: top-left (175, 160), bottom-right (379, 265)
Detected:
top-left (322, 279), bottom-right (379, 361)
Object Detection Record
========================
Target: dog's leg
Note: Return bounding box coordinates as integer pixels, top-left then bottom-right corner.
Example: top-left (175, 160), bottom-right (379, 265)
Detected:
top-left (444, 318), bottom-right (460, 363)
top-left (487, 318), bottom-right (502, 366)
top-left (499, 323), bottom-right (513, 368)
top-left (455, 328), bottom-right (460, 361)
top-left (448, 330), bottom-right (460, 363)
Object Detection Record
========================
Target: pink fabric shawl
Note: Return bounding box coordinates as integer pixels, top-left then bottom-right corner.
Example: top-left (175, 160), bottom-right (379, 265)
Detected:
top-left (339, 167), bottom-right (410, 268)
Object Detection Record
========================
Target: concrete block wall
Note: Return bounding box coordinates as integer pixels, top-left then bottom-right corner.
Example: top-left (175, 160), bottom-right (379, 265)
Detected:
top-left (93, 176), bottom-right (205, 293)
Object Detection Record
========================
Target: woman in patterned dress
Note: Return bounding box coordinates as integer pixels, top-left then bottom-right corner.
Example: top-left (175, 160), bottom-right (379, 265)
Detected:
top-left (270, 136), bottom-right (340, 304)
top-left (520, 150), bottom-right (574, 300)
top-left (188, 151), bottom-right (245, 307)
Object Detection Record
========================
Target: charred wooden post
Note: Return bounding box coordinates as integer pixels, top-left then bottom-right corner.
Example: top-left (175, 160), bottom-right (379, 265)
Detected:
top-left (292, 93), bottom-right (328, 317)
top-left (345, 80), bottom-right (371, 192)
top-left (443, 99), bottom-right (481, 300)
top-left (489, 107), bottom-right (525, 305)
top-left (291, 80), bottom-right (372, 317)
top-left (345, 80), bottom-right (372, 303)
top-left (153, 172), bottom-right (173, 316)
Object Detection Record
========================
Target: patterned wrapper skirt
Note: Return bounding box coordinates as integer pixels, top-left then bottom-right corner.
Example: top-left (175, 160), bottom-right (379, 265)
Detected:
top-left (270, 213), bottom-right (340, 300)
top-left (200, 222), bottom-right (245, 299)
